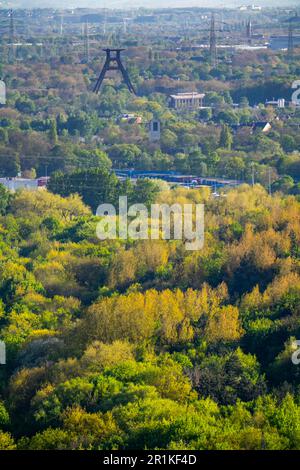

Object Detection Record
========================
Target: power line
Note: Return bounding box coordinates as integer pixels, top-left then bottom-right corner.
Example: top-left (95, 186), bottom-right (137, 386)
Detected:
top-left (20, 155), bottom-right (69, 160)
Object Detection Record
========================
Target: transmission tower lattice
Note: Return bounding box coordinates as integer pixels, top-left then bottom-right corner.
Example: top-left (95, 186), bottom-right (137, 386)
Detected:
top-left (288, 20), bottom-right (294, 60)
top-left (8, 9), bottom-right (15, 63)
top-left (84, 22), bottom-right (90, 63)
top-left (209, 13), bottom-right (217, 67)
top-left (246, 20), bottom-right (252, 44)
top-left (93, 48), bottom-right (136, 94)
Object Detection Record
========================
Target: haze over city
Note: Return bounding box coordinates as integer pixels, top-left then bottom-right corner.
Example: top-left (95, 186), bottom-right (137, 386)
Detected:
top-left (2, 0), bottom-right (300, 9)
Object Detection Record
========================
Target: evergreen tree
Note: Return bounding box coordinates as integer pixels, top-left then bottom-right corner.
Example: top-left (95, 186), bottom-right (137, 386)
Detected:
top-left (49, 119), bottom-right (58, 145)
top-left (219, 124), bottom-right (233, 150)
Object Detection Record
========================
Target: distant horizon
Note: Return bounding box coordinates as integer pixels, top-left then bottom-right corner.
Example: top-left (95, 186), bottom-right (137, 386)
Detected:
top-left (3, 0), bottom-right (300, 10)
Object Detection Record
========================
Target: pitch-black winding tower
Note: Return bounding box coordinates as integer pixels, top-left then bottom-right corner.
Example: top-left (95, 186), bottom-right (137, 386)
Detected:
top-left (93, 48), bottom-right (136, 94)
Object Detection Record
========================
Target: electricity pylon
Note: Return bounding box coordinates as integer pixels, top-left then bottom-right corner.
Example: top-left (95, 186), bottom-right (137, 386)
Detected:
top-left (209, 13), bottom-right (217, 67)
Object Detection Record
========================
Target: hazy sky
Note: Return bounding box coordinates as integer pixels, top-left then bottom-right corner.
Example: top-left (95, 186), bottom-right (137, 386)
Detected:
top-left (7, 0), bottom-right (300, 9)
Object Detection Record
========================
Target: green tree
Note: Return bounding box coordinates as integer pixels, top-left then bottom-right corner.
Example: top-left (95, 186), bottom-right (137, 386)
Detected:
top-left (48, 119), bottom-right (58, 145)
top-left (48, 168), bottom-right (119, 212)
top-left (219, 124), bottom-right (233, 150)
top-left (0, 183), bottom-right (11, 214)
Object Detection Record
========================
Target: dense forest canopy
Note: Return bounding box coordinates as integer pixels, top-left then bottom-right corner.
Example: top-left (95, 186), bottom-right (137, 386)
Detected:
top-left (0, 183), bottom-right (299, 449)
top-left (0, 6), bottom-right (299, 451)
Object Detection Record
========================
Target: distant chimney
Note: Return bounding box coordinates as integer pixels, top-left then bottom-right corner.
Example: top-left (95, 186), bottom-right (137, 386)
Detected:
top-left (246, 20), bottom-right (252, 44)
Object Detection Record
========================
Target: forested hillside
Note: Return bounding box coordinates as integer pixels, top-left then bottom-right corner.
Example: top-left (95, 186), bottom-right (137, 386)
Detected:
top-left (0, 184), bottom-right (299, 450)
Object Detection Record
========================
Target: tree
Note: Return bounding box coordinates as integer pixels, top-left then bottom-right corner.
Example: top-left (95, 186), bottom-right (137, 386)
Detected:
top-left (272, 175), bottom-right (294, 194)
top-left (281, 135), bottom-right (296, 153)
top-left (108, 144), bottom-right (141, 168)
top-left (205, 305), bottom-right (243, 344)
top-left (161, 129), bottom-right (178, 152)
top-left (0, 184), bottom-right (11, 215)
top-left (66, 112), bottom-right (98, 137)
top-left (76, 149), bottom-right (112, 171)
top-left (0, 153), bottom-right (20, 177)
top-left (81, 341), bottom-right (134, 370)
top-left (219, 124), bottom-right (233, 150)
top-left (199, 108), bottom-right (212, 121)
top-left (191, 348), bottom-right (266, 405)
top-left (25, 429), bottom-right (70, 450)
top-left (0, 401), bottom-right (10, 428)
top-left (10, 189), bottom-right (91, 221)
top-left (0, 432), bottom-right (16, 450)
top-left (0, 128), bottom-right (8, 144)
top-left (82, 292), bottom-right (156, 344)
top-left (15, 97), bottom-right (36, 114)
top-left (128, 178), bottom-right (161, 208)
top-left (48, 168), bottom-right (119, 212)
top-left (48, 119), bottom-right (58, 145)
top-left (188, 150), bottom-right (206, 174)
top-left (217, 111), bottom-right (239, 126)
top-left (239, 96), bottom-right (249, 108)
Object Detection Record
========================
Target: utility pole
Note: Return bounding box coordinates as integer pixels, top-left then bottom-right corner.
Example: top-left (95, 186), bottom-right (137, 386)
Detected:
top-left (209, 13), bottom-right (217, 67)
